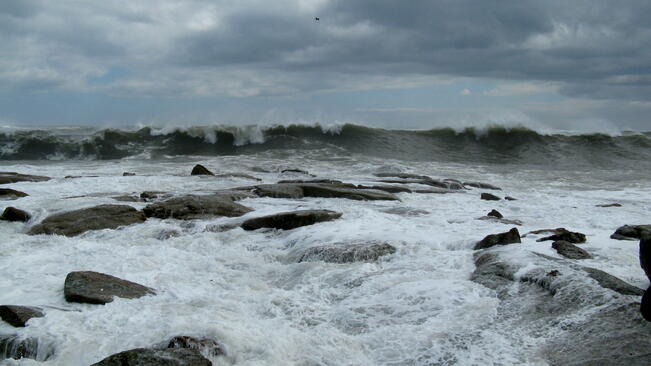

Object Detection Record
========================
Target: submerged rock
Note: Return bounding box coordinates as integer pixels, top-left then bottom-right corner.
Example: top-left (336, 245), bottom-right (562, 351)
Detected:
top-left (0, 172), bottom-right (50, 185)
top-left (611, 225), bottom-right (651, 240)
top-left (474, 228), bottom-right (521, 250)
top-left (356, 185), bottom-right (412, 193)
top-left (480, 193), bottom-right (501, 201)
top-left (552, 240), bottom-right (592, 259)
top-left (241, 210), bottom-right (342, 231)
top-left (64, 271), bottom-right (156, 304)
top-left (289, 243), bottom-right (397, 263)
top-left (0, 207), bottom-right (31, 222)
top-left (143, 195), bottom-right (252, 220)
top-left (582, 267), bottom-right (644, 296)
top-left (537, 228), bottom-right (586, 244)
top-left (0, 335), bottom-right (54, 361)
top-left (0, 305), bottom-right (44, 327)
top-left (0, 188), bottom-right (28, 200)
top-left (464, 181), bottom-right (502, 190)
top-left (29, 205), bottom-right (146, 236)
top-left (281, 168), bottom-right (311, 175)
top-left (374, 172), bottom-right (432, 180)
top-left (214, 173), bottom-right (261, 181)
top-left (191, 164), bottom-right (214, 176)
top-left (91, 348), bottom-right (211, 366)
top-left (597, 203), bottom-right (622, 207)
top-left (165, 336), bottom-right (224, 357)
top-left (253, 184), bottom-right (304, 199)
top-left (248, 182), bottom-right (399, 201)
top-left (477, 216), bottom-right (523, 226)
top-left (375, 178), bottom-right (461, 190)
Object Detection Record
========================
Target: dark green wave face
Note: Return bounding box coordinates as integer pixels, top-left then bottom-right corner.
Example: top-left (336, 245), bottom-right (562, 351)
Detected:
top-left (1, 124), bottom-right (651, 169)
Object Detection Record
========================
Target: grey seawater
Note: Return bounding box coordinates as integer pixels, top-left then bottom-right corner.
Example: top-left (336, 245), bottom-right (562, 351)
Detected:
top-left (0, 151), bottom-right (649, 365)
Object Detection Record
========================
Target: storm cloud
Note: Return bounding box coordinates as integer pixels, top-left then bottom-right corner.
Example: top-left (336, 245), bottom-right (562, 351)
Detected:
top-left (1, 0), bottom-right (650, 128)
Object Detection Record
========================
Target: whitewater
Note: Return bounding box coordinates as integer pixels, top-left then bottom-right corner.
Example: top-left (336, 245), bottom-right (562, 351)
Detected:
top-left (1, 124), bottom-right (650, 365)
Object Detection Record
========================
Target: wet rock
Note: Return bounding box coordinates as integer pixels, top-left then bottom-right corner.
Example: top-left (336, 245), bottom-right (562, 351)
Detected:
top-left (0, 305), bottom-right (44, 327)
top-left (0, 172), bottom-right (50, 185)
top-left (213, 189), bottom-right (257, 201)
top-left (552, 240), bottom-right (592, 259)
top-left (278, 179), bottom-right (346, 185)
top-left (191, 164), bottom-right (214, 176)
top-left (640, 238), bottom-right (651, 281)
top-left (29, 205), bottom-right (146, 236)
top-left (477, 216), bottom-right (523, 226)
top-left (382, 207), bottom-right (430, 217)
top-left (356, 185), bottom-right (412, 193)
top-left (464, 181), bottom-right (502, 190)
top-left (582, 267), bottom-right (644, 296)
top-left (241, 210), bottom-right (342, 231)
top-left (253, 184), bottom-right (304, 199)
top-left (537, 228), bottom-right (586, 244)
top-left (642, 287), bottom-right (651, 322)
top-left (123, 172), bottom-right (136, 176)
top-left (289, 243), bottom-right (396, 263)
top-left (90, 348), bottom-right (211, 366)
top-left (112, 195), bottom-right (144, 202)
top-left (0, 335), bottom-right (54, 361)
top-left (597, 203), bottom-right (622, 207)
top-left (376, 179), bottom-right (460, 190)
top-left (474, 227), bottom-right (521, 250)
top-left (0, 207), bottom-right (31, 222)
top-left (155, 229), bottom-right (181, 240)
top-left (0, 188), bottom-right (28, 200)
top-left (480, 193), bottom-right (501, 201)
top-left (64, 271), bottom-right (156, 304)
top-left (166, 336), bottom-right (224, 357)
top-left (143, 195), bottom-right (252, 220)
top-left (504, 196), bottom-right (517, 201)
top-left (140, 191), bottom-right (170, 201)
top-left (611, 225), bottom-right (651, 240)
top-left (281, 168), bottom-right (311, 175)
top-left (413, 188), bottom-right (461, 194)
top-left (487, 209), bottom-right (503, 219)
top-left (215, 173), bottom-right (261, 181)
top-left (374, 172), bottom-right (432, 180)
top-left (300, 183), bottom-right (399, 200)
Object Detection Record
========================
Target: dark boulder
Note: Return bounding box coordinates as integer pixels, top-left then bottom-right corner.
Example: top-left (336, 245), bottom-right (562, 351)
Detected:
top-left (474, 228), bottom-right (521, 250)
top-left (241, 210), bottom-right (342, 231)
top-left (552, 240), bottom-right (592, 259)
top-left (90, 348), bottom-right (211, 366)
top-left (487, 209), bottom-right (503, 219)
top-left (64, 271), bottom-right (155, 304)
top-left (611, 225), bottom-right (651, 240)
top-left (640, 238), bottom-right (651, 281)
top-left (143, 195), bottom-right (252, 220)
top-left (0, 305), bottom-right (44, 327)
top-left (29, 205), bottom-right (146, 236)
top-left (289, 243), bottom-right (396, 263)
top-left (0, 207), bottom-right (31, 222)
top-left (191, 164), bottom-right (214, 176)
top-left (464, 181), bottom-right (502, 190)
top-left (0, 188), bottom-right (28, 200)
top-left (0, 172), bottom-right (50, 185)
top-left (123, 172), bottom-right (136, 176)
top-left (582, 267), bottom-right (644, 296)
top-left (0, 335), bottom-right (54, 361)
top-left (642, 287), bottom-right (651, 322)
top-left (537, 228), bottom-right (586, 244)
top-left (166, 336), bottom-right (224, 357)
top-left (480, 193), bottom-right (501, 201)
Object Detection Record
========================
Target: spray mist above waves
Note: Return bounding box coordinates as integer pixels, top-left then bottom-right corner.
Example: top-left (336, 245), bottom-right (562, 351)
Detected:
top-left (1, 123), bottom-right (650, 169)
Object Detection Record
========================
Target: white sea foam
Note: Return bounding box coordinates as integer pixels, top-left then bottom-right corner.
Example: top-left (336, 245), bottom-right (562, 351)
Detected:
top-left (0, 154), bottom-right (648, 365)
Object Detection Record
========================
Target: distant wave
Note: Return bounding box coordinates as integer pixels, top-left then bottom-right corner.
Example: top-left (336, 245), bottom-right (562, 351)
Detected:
top-left (1, 124), bottom-right (650, 168)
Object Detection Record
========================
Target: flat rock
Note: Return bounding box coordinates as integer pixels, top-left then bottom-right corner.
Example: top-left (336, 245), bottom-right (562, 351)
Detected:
top-left (241, 210), bottom-right (342, 231)
top-left (29, 205), bottom-right (146, 236)
top-left (0, 305), bottom-right (44, 327)
top-left (474, 227), bottom-right (521, 250)
top-left (480, 192), bottom-right (501, 201)
top-left (537, 228), bottom-right (586, 243)
top-left (376, 178), bottom-right (461, 190)
top-left (640, 238), bottom-right (651, 281)
top-left (356, 185), bottom-right (412, 193)
top-left (0, 207), bottom-right (31, 222)
top-left (249, 183), bottom-right (399, 201)
top-left (0, 188), bottom-right (28, 200)
top-left (552, 240), bottom-right (593, 259)
top-left (0, 334), bottom-right (54, 361)
top-left (288, 243), bottom-right (397, 263)
top-left (582, 267), bottom-right (644, 296)
top-left (165, 336), bottom-right (224, 357)
top-left (191, 164), bottom-right (214, 176)
top-left (91, 348), bottom-right (211, 366)
top-left (64, 271), bottom-right (156, 304)
top-left (464, 181), bottom-right (502, 190)
top-left (611, 225), bottom-right (651, 240)
top-left (143, 195), bottom-right (252, 220)
top-left (597, 203), bottom-right (622, 207)
top-left (0, 172), bottom-right (50, 185)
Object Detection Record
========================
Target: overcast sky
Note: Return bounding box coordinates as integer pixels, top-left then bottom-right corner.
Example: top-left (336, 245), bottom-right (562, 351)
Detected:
top-left (1, 0), bottom-right (650, 131)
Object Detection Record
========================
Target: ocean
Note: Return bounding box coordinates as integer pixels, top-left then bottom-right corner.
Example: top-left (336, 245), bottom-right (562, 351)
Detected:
top-left (1, 124), bottom-right (650, 365)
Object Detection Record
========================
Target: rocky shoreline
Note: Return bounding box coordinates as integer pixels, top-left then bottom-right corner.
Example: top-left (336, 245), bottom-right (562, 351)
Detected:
top-left (1, 166), bottom-right (649, 365)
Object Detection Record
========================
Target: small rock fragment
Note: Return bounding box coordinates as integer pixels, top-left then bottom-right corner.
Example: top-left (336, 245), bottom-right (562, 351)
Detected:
top-left (191, 164), bottom-right (214, 176)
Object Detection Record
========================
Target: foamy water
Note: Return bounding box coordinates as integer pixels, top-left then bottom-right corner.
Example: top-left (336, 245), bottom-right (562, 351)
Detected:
top-left (1, 153), bottom-right (649, 365)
